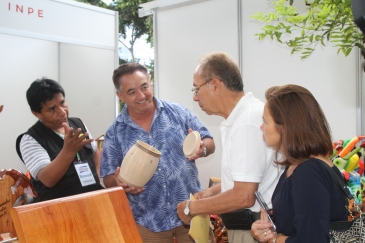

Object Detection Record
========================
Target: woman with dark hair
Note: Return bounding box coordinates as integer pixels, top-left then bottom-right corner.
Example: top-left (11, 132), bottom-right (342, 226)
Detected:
top-left (250, 84), bottom-right (348, 243)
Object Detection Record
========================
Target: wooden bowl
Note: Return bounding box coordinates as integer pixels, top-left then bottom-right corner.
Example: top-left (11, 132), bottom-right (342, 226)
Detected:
top-left (118, 140), bottom-right (161, 189)
top-left (183, 131), bottom-right (201, 157)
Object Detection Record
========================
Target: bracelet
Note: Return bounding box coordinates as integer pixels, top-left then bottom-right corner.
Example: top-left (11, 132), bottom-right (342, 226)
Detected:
top-left (272, 233), bottom-right (283, 243)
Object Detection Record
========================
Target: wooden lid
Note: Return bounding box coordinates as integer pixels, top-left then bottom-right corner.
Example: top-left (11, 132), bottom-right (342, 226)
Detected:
top-left (136, 140), bottom-right (161, 158)
top-left (183, 131), bottom-right (201, 157)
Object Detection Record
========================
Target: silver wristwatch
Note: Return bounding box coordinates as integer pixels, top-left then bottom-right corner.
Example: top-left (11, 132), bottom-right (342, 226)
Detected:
top-left (202, 146), bottom-right (207, 157)
top-left (184, 200), bottom-right (191, 215)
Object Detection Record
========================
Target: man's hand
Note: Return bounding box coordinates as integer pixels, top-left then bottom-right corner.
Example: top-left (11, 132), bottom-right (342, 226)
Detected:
top-left (194, 184), bottom-right (220, 199)
top-left (62, 122), bottom-right (93, 154)
top-left (193, 188), bottom-right (213, 199)
top-left (177, 200), bottom-right (193, 225)
top-left (109, 167), bottom-right (145, 195)
top-left (186, 129), bottom-right (205, 161)
top-left (36, 122), bottom-right (95, 187)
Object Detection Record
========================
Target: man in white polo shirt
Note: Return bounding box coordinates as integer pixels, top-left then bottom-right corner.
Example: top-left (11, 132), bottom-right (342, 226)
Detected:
top-left (177, 52), bottom-right (284, 243)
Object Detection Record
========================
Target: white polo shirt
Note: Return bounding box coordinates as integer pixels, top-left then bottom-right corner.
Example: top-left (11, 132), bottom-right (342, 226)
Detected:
top-left (220, 92), bottom-right (283, 212)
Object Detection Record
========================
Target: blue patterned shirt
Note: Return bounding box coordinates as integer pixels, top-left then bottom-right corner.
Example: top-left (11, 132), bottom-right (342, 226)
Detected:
top-left (100, 97), bottom-right (213, 232)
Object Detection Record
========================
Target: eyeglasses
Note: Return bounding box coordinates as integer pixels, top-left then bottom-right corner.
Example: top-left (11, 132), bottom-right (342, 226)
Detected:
top-left (191, 78), bottom-right (213, 96)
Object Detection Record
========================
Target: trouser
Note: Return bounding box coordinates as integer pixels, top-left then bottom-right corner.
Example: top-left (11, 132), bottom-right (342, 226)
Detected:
top-left (137, 224), bottom-right (216, 243)
top-left (137, 224), bottom-right (195, 243)
top-left (227, 229), bottom-right (259, 243)
top-left (225, 211), bottom-right (261, 243)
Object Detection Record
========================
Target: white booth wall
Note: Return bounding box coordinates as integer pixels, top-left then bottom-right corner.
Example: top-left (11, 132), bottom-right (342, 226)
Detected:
top-left (0, 0), bottom-right (118, 172)
top-left (152, 0), bottom-right (358, 189)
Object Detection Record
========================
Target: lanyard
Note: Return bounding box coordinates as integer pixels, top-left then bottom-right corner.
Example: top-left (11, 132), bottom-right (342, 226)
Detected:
top-left (54, 130), bottom-right (81, 161)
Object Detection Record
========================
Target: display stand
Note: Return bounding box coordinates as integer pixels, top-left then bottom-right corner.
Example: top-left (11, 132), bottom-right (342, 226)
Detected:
top-left (10, 187), bottom-right (142, 243)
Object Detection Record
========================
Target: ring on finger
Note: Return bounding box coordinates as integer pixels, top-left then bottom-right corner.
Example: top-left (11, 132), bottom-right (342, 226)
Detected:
top-left (264, 231), bottom-right (267, 237)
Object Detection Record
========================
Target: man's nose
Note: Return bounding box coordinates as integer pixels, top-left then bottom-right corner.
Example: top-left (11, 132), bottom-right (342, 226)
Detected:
top-left (57, 106), bottom-right (67, 116)
top-left (136, 89), bottom-right (146, 99)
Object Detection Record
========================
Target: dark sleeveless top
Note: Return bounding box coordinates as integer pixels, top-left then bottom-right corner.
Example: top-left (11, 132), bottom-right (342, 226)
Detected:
top-left (16, 117), bottom-right (102, 202)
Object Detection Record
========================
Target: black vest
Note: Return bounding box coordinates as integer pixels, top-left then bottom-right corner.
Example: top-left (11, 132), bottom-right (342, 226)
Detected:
top-left (16, 117), bottom-right (102, 202)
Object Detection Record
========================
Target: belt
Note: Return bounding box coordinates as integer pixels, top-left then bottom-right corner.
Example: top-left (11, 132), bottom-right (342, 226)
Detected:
top-left (252, 212), bottom-right (261, 221)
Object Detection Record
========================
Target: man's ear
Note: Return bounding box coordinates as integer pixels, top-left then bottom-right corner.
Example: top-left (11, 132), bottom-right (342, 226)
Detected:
top-left (31, 110), bottom-right (41, 120)
top-left (116, 90), bottom-right (124, 103)
top-left (211, 78), bottom-right (222, 94)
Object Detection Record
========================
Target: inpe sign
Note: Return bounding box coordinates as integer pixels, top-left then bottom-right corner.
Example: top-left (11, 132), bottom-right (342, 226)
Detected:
top-left (7, 2), bottom-right (44, 18)
top-left (0, 0), bottom-right (116, 48)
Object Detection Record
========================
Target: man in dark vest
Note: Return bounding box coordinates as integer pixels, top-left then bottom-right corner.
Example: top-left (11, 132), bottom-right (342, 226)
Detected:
top-left (16, 78), bottom-right (102, 202)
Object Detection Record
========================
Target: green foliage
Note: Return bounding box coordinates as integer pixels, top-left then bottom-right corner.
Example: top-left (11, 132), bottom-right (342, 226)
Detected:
top-left (111, 0), bottom-right (153, 62)
top-left (75, 0), bottom-right (107, 7)
top-left (112, 0), bottom-right (153, 43)
top-left (144, 58), bottom-right (154, 82)
top-left (76, 0), bottom-right (154, 113)
top-left (251, 0), bottom-right (365, 59)
top-left (77, 0), bottom-right (153, 63)
top-left (119, 100), bottom-right (125, 111)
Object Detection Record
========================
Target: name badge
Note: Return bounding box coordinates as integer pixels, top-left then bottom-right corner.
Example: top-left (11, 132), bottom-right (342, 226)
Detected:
top-left (74, 161), bottom-right (96, 187)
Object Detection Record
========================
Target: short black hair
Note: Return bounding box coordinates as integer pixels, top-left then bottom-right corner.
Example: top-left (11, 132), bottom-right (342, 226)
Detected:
top-left (26, 78), bottom-right (65, 113)
top-left (112, 63), bottom-right (149, 91)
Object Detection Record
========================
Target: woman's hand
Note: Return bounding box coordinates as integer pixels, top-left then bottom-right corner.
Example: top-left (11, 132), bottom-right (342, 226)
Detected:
top-left (251, 208), bottom-right (276, 242)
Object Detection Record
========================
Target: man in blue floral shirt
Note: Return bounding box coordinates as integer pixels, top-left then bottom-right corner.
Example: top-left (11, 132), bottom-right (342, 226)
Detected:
top-left (100, 63), bottom-right (215, 242)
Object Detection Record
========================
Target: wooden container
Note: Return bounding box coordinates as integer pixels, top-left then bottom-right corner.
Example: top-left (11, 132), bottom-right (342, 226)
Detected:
top-left (10, 187), bottom-right (142, 243)
top-left (1, 173), bottom-right (23, 239)
top-left (95, 135), bottom-right (104, 151)
top-left (0, 169), bottom-right (36, 239)
top-left (183, 131), bottom-right (201, 157)
top-left (118, 140), bottom-right (161, 189)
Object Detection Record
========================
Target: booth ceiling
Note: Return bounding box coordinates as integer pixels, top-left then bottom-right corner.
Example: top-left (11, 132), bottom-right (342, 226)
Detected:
top-left (139, 0), bottom-right (210, 17)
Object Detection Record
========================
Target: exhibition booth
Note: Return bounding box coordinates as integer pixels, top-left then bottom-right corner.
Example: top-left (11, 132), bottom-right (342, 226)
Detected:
top-left (1, 0), bottom-right (362, 198)
top-left (1, 0), bottom-right (364, 242)
top-left (0, 0), bottom-right (119, 172)
top-left (140, 0), bottom-right (363, 188)
top-left (139, 2), bottom-right (365, 242)
top-left (0, 0), bottom-right (121, 241)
